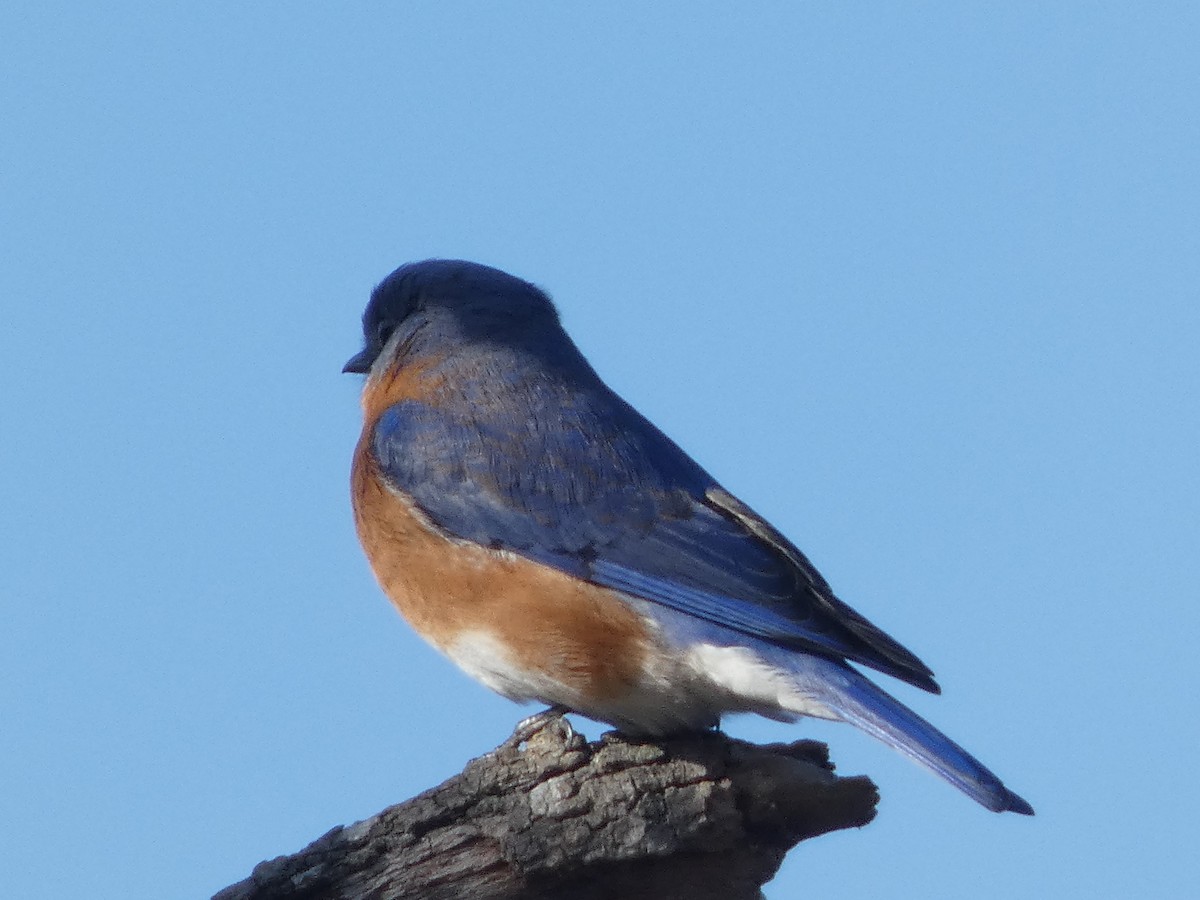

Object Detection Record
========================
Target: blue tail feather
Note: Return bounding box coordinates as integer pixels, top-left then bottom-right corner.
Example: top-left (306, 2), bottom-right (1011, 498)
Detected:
top-left (813, 664), bottom-right (1034, 814)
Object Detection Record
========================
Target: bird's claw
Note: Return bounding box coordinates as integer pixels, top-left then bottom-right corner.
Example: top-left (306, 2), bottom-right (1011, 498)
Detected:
top-left (503, 705), bottom-right (574, 749)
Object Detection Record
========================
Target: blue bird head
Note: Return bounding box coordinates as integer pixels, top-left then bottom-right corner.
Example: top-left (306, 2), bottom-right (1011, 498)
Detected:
top-left (342, 259), bottom-right (562, 375)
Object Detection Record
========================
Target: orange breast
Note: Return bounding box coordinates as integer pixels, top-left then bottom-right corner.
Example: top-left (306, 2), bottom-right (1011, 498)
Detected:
top-left (350, 379), bottom-right (652, 705)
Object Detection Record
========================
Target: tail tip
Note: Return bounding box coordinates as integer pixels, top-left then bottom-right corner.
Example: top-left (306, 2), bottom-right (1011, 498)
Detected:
top-left (998, 789), bottom-right (1035, 816)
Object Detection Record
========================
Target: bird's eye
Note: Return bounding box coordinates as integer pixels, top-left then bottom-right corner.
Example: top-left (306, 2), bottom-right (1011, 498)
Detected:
top-left (375, 320), bottom-right (395, 347)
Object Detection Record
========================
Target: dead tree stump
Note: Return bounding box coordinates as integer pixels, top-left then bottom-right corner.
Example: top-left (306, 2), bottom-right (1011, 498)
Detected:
top-left (214, 717), bottom-right (878, 900)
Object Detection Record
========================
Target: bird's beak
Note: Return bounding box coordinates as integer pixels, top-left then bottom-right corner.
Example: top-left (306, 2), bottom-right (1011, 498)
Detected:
top-left (342, 348), bottom-right (374, 374)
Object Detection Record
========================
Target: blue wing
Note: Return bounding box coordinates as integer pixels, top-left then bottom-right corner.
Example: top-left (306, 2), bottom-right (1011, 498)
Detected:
top-left (372, 380), bottom-right (939, 693)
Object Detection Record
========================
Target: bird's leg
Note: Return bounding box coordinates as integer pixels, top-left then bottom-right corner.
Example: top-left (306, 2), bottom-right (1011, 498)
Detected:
top-left (504, 704), bottom-right (573, 747)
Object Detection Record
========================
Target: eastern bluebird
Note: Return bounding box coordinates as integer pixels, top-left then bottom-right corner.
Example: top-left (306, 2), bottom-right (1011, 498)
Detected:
top-left (344, 259), bottom-right (1033, 815)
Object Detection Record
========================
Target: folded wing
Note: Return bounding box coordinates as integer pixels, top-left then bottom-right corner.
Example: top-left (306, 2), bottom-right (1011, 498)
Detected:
top-left (372, 391), bottom-right (939, 693)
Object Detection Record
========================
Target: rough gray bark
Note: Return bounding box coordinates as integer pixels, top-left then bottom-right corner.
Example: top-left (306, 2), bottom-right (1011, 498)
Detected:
top-left (214, 716), bottom-right (878, 900)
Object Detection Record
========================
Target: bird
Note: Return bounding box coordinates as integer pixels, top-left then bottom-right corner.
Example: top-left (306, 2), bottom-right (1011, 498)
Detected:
top-left (344, 258), bottom-right (1033, 815)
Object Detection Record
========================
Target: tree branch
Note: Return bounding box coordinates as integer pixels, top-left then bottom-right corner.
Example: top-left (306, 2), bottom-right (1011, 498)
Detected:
top-left (214, 717), bottom-right (878, 900)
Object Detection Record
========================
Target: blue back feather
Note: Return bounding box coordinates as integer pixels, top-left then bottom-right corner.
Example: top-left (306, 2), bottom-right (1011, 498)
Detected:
top-left (371, 330), bottom-right (939, 692)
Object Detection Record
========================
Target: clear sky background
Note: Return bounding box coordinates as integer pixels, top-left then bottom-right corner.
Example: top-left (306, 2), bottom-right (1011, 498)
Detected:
top-left (3, 3), bottom-right (1197, 898)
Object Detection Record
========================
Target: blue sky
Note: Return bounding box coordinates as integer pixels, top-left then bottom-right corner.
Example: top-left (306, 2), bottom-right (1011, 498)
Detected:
top-left (3, 3), bottom-right (1197, 897)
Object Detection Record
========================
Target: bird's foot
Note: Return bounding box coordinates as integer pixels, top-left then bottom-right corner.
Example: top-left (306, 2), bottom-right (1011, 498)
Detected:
top-left (503, 705), bottom-right (574, 749)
